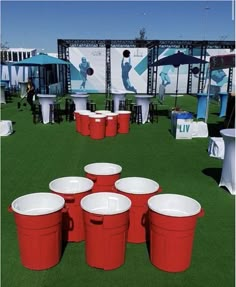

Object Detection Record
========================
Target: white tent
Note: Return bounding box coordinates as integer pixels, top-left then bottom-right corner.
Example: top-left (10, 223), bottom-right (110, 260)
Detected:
top-left (205, 53), bottom-right (235, 122)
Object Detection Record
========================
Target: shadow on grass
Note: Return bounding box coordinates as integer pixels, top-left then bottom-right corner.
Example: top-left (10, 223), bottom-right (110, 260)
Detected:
top-left (202, 167), bottom-right (221, 184)
top-left (207, 121), bottom-right (225, 137)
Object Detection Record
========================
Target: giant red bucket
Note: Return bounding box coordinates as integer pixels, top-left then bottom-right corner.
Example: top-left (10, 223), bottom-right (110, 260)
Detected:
top-left (117, 111), bottom-right (131, 134)
top-left (148, 194), bottom-right (204, 272)
top-left (114, 177), bottom-right (161, 243)
top-left (49, 176), bottom-right (94, 242)
top-left (105, 112), bottom-right (118, 137)
top-left (84, 162), bottom-right (122, 192)
top-left (81, 192), bottom-right (131, 270)
top-left (74, 110), bottom-right (81, 133)
top-left (89, 114), bottom-right (106, 140)
top-left (9, 193), bottom-right (65, 270)
top-left (78, 110), bottom-right (94, 136)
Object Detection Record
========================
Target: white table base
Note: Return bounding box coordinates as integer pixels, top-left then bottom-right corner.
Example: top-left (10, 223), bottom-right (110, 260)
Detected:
top-left (219, 129), bottom-right (235, 195)
top-left (135, 95), bottom-right (153, 124)
top-left (112, 93), bottom-right (126, 113)
top-left (71, 94), bottom-right (88, 111)
top-left (38, 94), bottom-right (56, 124)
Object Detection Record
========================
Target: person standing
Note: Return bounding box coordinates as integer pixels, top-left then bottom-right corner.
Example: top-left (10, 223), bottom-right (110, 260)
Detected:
top-left (26, 77), bottom-right (35, 111)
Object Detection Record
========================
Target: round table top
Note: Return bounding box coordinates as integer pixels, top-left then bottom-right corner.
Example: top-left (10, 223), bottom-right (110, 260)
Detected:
top-left (71, 93), bottom-right (88, 98)
top-left (220, 128), bottom-right (236, 138)
top-left (135, 95), bottom-right (153, 99)
top-left (37, 94), bottom-right (56, 98)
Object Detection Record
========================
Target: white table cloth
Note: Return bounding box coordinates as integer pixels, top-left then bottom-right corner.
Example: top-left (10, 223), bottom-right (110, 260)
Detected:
top-left (135, 95), bottom-right (153, 124)
top-left (37, 94), bottom-right (56, 124)
top-left (111, 90), bottom-right (127, 112)
top-left (70, 93), bottom-right (88, 111)
top-left (208, 137), bottom-right (224, 159)
top-left (0, 120), bottom-right (13, 136)
top-left (219, 128), bottom-right (235, 195)
top-left (19, 82), bottom-right (28, 98)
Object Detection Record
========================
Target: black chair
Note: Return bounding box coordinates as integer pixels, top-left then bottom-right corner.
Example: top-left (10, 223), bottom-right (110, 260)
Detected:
top-left (32, 103), bottom-right (42, 124)
top-left (49, 103), bottom-right (63, 124)
top-left (125, 99), bottom-right (133, 111)
top-left (87, 100), bottom-right (97, 112)
top-left (105, 99), bottom-right (114, 112)
top-left (65, 99), bottom-right (75, 121)
top-left (131, 104), bottom-right (142, 124)
top-left (148, 102), bottom-right (158, 123)
top-left (119, 100), bottom-right (126, 111)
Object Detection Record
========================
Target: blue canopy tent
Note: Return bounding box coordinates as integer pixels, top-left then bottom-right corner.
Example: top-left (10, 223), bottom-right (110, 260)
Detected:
top-left (14, 53), bottom-right (69, 94)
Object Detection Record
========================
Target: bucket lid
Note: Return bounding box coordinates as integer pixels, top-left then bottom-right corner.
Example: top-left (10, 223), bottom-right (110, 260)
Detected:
top-left (11, 192), bottom-right (65, 216)
top-left (80, 192), bottom-right (131, 215)
top-left (115, 177), bottom-right (159, 194)
top-left (49, 176), bottom-right (94, 194)
top-left (84, 162), bottom-right (122, 175)
top-left (148, 194), bottom-right (201, 217)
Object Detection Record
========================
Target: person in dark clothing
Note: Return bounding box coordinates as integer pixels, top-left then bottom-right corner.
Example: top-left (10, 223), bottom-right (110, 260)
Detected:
top-left (26, 78), bottom-right (35, 110)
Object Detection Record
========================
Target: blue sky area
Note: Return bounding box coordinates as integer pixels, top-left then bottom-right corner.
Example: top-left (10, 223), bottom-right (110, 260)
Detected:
top-left (1, 1), bottom-right (235, 53)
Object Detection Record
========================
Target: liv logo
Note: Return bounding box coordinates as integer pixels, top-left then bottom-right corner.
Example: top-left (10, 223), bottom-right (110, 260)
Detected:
top-left (178, 124), bottom-right (190, 133)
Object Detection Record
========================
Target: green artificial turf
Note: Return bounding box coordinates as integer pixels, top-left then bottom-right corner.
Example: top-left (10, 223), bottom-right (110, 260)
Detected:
top-left (1, 93), bottom-right (235, 287)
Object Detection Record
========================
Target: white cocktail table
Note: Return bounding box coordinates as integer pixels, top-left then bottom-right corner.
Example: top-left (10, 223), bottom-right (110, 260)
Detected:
top-left (37, 94), bottom-right (56, 124)
top-left (219, 128), bottom-right (235, 195)
top-left (135, 95), bottom-right (153, 124)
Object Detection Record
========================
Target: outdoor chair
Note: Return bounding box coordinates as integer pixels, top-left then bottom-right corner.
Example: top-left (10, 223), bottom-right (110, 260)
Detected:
top-left (105, 99), bottom-right (114, 112)
top-left (87, 100), bottom-right (97, 112)
top-left (65, 99), bottom-right (75, 121)
top-left (119, 100), bottom-right (126, 111)
top-left (148, 102), bottom-right (158, 123)
top-left (32, 103), bottom-right (42, 124)
top-left (49, 103), bottom-right (63, 124)
top-left (131, 104), bottom-right (142, 124)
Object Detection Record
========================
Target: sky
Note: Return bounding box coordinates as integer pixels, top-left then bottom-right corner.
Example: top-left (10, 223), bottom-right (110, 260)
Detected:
top-left (1, 0), bottom-right (235, 53)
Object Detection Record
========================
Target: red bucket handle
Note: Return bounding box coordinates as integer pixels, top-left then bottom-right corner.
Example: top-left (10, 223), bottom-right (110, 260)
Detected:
top-left (89, 214), bottom-right (103, 224)
top-left (157, 186), bottom-right (163, 193)
top-left (8, 205), bottom-right (13, 213)
top-left (62, 195), bottom-right (75, 202)
top-left (62, 206), bottom-right (69, 213)
top-left (198, 208), bottom-right (205, 218)
top-left (111, 186), bottom-right (118, 193)
top-left (86, 174), bottom-right (97, 182)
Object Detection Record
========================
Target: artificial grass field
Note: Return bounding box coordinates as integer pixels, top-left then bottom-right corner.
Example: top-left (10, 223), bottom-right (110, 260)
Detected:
top-left (1, 94), bottom-right (235, 287)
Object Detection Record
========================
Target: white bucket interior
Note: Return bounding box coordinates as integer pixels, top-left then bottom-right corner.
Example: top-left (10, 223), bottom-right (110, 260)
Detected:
top-left (89, 114), bottom-right (106, 119)
top-left (11, 192), bottom-right (65, 216)
top-left (81, 192), bottom-right (131, 215)
top-left (118, 111), bottom-right (131, 115)
top-left (49, 176), bottom-right (94, 194)
top-left (96, 110), bottom-right (111, 114)
top-left (115, 177), bottom-right (159, 194)
top-left (106, 113), bottom-right (118, 117)
top-left (84, 162), bottom-right (122, 175)
top-left (148, 194), bottom-right (201, 217)
top-left (78, 110), bottom-right (94, 116)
